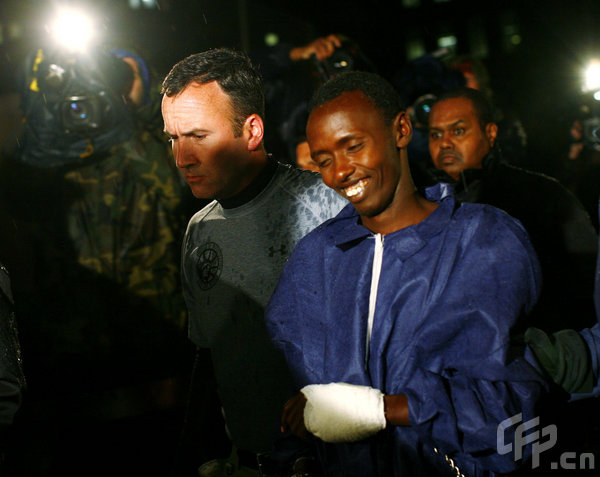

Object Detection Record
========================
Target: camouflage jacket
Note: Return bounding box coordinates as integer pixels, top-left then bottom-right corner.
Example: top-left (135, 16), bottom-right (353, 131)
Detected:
top-left (61, 122), bottom-right (190, 329)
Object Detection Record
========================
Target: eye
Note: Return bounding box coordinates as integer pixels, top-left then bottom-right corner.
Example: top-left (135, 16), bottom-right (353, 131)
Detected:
top-left (429, 131), bottom-right (441, 140)
top-left (454, 127), bottom-right (465, 136)
top-left (347, 142), bottom-right (364, 153)
top-left (315, 156), bottom-right (332, 168)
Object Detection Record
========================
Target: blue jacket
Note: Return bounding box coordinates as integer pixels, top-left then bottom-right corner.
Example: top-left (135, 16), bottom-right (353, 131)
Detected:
top-left (266, 184), bottom-right (548, 476)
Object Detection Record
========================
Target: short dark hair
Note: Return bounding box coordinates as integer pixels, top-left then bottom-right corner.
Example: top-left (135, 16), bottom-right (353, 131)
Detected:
top-left (161, 48), bottom-right (264, 136)
top-left (434, 87), bottom-right (496, 130)
top-left (308, 71), bottom-right (404, 127)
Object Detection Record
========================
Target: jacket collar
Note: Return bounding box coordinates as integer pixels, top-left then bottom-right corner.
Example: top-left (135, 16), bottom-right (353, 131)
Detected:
top-left (325, 183), bottom-right (456, 260)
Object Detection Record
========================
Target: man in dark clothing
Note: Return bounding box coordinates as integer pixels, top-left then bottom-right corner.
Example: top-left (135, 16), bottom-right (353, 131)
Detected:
top-left (428, 87), bottom-right (598, 333)
top-left (6, 45), bottom-right (193, 475)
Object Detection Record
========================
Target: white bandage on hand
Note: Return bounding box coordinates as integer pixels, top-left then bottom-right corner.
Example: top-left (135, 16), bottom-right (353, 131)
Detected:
top-left (301, 382), bottom-right (386, 443)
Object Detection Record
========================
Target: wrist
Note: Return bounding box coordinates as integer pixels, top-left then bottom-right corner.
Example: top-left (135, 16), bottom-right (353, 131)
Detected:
top-left (383, 394), bottom-right (410, 426)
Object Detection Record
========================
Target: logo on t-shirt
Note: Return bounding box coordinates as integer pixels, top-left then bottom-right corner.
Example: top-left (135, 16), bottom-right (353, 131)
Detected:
top-left (195, 242), bottom-right (223, 290)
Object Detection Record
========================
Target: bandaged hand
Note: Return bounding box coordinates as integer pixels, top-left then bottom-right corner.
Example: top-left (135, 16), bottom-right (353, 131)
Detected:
top-left (300, 382), bottom-right (386, 442)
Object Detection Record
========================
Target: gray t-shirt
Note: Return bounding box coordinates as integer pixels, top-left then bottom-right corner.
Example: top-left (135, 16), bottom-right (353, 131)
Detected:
top-left (182, 162), bottom-right (347, 452)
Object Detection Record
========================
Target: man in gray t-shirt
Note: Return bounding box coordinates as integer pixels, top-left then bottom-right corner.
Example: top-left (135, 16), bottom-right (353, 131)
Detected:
top-left (162, 48), bottom-right (346, 475)
top-left (183, 161), bottom-right (344, 452)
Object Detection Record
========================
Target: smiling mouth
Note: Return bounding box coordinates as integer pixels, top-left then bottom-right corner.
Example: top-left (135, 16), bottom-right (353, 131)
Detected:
top-left (342, 178), bottom-right (369, 199)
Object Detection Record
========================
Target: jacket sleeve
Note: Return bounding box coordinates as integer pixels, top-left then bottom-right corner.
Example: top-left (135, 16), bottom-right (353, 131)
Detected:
top-left (396, 210), bottom-right (549, 474)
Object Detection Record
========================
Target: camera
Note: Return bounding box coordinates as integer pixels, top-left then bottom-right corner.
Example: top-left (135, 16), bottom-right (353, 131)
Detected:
top-left (36, 48), bottom-right (133, 131)
top-left (61, 96), bottom-right (102, 132)
top-left (312, 46), bottom-right (355, 83)
top-left (573, 99), bottom-right (600, 151)
top-left (410, 94), bottom-right (437, 127)
top-left (17, 46), bottom-right (135, 168)
top-left (582, 117), bottom-right (600, 145)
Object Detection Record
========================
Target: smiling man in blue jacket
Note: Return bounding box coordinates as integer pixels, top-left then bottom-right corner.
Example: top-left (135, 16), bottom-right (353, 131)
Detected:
top-left (265, 71), bottom-right (549, 476)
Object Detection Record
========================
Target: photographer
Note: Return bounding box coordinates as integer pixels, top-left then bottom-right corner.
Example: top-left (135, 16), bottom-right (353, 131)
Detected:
top-left (251, 33), bottom-right (376, 168)
top-left (5, 41), bottom-right (193, 474)
top-left (561, 114), bottom-right (600, 232)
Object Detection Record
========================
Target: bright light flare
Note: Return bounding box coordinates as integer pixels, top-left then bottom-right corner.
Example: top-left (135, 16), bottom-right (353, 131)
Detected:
top-left (582, 59), bottom-right (600, 93)
top-left (47, 7), bottom-right (95, 53)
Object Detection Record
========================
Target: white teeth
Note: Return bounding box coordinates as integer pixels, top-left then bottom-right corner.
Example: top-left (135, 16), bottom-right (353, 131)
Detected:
top-left (344, 179), bottom-right (367, 198)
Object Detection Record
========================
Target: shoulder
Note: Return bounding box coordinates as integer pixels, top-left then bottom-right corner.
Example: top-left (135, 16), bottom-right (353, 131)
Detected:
top-left (498, 163), bottom-right (576, 199)
top-left (497, 163), bottom-right (595, 221)
top-left (499, 163), bottom-right (557, 183)
top-left (447, 202), bottom-right (542, 305)
top-left (275, 163), bottom-right (340, 200)
top-left (452, 200), bottom-right (535, 254)
top-left (183, 201), bottom-right (220, 240)
top-left (271, 162), bottom-right (348, 219)
top-left (187, 201), bottom-right (220, 226)
top-left (454, 198), bottom-right (519, 224)
top-left (413, 182), bottom-right (535, 255)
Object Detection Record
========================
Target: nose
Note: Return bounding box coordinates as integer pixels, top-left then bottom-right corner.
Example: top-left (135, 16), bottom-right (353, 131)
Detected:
top-left (333, 156), bottom-right (355, 185)
top-left (172, 140), bottom-right (197, 170)
top-left (440, 132), bottom-right (454, 150)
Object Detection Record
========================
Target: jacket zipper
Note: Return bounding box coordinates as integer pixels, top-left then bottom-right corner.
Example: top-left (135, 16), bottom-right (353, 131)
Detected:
top-left (366, 233), bottom-right (384, 366)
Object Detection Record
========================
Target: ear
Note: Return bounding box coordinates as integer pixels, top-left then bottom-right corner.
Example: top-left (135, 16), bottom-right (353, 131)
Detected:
top-left (393, 111), bottom-right (413, 148)
top-left (244, 114), bottom-right (264, 151)
top-left (485, 122), bottom-right (498, 147)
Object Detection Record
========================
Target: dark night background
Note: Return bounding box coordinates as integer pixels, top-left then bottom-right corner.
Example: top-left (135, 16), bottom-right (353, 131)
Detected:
top-left (0, 0), bottom-right (599, 475)
top-left (0, 0), bottom-right (599, 175)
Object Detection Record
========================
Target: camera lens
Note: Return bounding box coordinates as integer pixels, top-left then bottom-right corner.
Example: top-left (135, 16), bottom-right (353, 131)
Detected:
top-left (412, 94), bottom-right (437, 126)
top-left (68, 100), bottom-right (90, 120)
top-left (328, 48), bottom-right (354, 72)
top-left (60, 96), bottom-right (100, 132)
